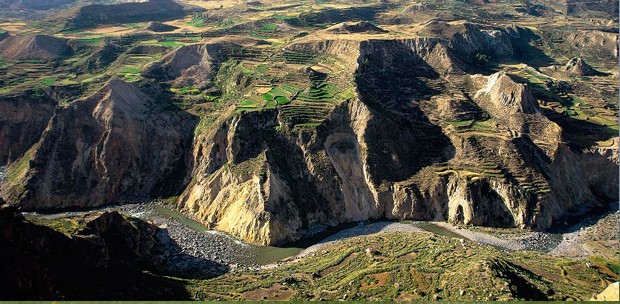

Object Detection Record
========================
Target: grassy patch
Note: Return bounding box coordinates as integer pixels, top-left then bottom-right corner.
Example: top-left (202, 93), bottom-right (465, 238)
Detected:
top-left (239, 100), bottom-right (257, 107)
top-left (187, 17), bottom-right (208, 27)
top-left (16, 59), bottom-right (47, 64)
top-left (40, 77), bottom-right (57, 86)
top-left (275, 96), bottom-right (289, 105)
top-left (273, 15), bottom-right (296, 21)
top-left (124, 22), bottom-right (146, 29)
top-left (269, 87), bottom-right (289, 96)
top-left (25, 216), bottom-right (82, 235)
top-left (265, 100), bottom-right (277, 108)
top-left (5, 149), bottom-right (33, 182)
top-left (446, 120), bottom-right (474, 127)
top-left (295, 122), bottom-right (321, 127)
top-left (260, 23), bottom-right (278, 32)
top-left (263, 93), bottom-right (274, 101)
top-left (76, 37), bottom-right (107, 44)
top-left (219, 18), bottom-right (238, 29)
top-left (172, 86), bottom-right (201, 96)
top-left (156, 41), bottom-right (185, 47)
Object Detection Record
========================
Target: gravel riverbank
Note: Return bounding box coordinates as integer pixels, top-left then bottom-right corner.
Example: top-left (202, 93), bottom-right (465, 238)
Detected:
top-left (30, 203), bottom-right (259, 275)
top-left (23, 202), bottom-right (618, 274)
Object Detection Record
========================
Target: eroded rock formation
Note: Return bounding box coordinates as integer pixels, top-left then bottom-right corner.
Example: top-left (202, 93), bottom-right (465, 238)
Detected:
top-left (0, 92), bottom-right (57, 164)
top-left (2, 79), bottom-right (197, 210)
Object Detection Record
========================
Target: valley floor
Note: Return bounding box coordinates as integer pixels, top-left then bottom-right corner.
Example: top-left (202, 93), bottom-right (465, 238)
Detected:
top-left (25, 201), bottom-right (619, 267)
top-left (20, 201), bottom-right (620, 300)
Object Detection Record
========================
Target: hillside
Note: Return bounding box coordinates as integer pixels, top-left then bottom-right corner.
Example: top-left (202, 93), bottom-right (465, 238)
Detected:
top-left (189, 231), bottom-right (618, 301)
top-left (0, 0), bottom-right (617, 299)
top-left (0, 0), bottom-right (76, 10)
top-left (70, 0), bottom-right (198, 29)
top-left (1, 15), bottom-right (617, 246)
top-left (0, 204), bottom-right (192, 299)
top-left (0, 35), bottom-right (72, 60)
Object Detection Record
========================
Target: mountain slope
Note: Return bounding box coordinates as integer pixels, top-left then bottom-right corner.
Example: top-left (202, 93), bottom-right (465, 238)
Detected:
top-left (2, 79), bottom-right (198, 210)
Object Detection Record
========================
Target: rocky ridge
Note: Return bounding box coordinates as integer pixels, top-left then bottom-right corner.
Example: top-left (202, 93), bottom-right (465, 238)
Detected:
top-left (0, 203), bottom-right (194, 300)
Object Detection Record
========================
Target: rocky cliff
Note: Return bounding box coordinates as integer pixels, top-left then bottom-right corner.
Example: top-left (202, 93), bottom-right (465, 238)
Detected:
top-left (170, 23), bottom-right (617, 245)
top-left (2, 79), bottom-right (197, 210)
top-left (0, 92), bottom-right (57, 165)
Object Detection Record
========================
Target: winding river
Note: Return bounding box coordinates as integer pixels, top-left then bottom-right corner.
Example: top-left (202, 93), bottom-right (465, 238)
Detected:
top-left (21, 202), bottom-right (572, 266)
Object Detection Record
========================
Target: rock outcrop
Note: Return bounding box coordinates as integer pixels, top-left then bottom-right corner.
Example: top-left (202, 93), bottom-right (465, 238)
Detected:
top-left (2, 79), bottom-right (198, 210)
top-left (0, 34), bottom-right (72, 60)
top-left (143, 41), bottom-right (239, 88)
top-left (0, 204), bottom-right (191, 300)
top-left (564, 57), bottom-right (598, 76)
top-left (591, 282), bottom-right (619, 301)
top-left (0, 92), bottom-right (57, 165)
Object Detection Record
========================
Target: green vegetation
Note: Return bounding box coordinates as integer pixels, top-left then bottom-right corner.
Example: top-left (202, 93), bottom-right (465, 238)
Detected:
top-left (40, 77), bottom-right (57, 86)
top-left (275, 96), bottom-right (289, 105)
top-left (16, 59), bottom-right (47, 64)
top-left (273, 15), bottom-right (296, 21)
top-left (5, 149), bottom-right (33, 182)
top-left (239, 100), bottom-right (257, 107)
top-left (187, 15), bottom-right (208, 27)
top-left (172, 86), bottom-right (201, 96)
top-left (76, 36), bottom-right (107, 44)
top-left (156, 41), bottom-right (185, 47)
top-left (260, 23), bottom-right (278, 32)
top-left (188, 232), bottom-right (618, 301)
top-left (24, 216), bottom-right (82, 235)
top-left (294, 122), bottom-right (321, 127)
top-left (124, 23), bottom-right (146, 29)
top-left (446, 120), bottom-right (474, 127)
top-left (219, 18), bottom-right (238, 29)
top-left (262, 93), bottom-right (274, 101)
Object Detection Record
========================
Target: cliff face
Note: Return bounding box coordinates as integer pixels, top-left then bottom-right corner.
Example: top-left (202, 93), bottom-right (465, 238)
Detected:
top-left (174, 25), bottom-right (617, 245)
top-left (0, 92), bottom-right (57, 165)
top-left (2, 80), bottom-right (198, 210)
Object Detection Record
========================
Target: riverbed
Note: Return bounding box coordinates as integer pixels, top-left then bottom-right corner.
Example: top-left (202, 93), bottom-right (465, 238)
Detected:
top-left (22, 201), bottom-right (614, 270)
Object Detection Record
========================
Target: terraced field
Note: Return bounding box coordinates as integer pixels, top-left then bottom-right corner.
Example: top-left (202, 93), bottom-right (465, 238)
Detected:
top-left (188, 232), bottom-right (618, 301)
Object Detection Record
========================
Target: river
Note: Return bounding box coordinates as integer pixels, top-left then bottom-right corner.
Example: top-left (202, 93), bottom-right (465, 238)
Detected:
top-left (23, 202), bottom-right (572, 267)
